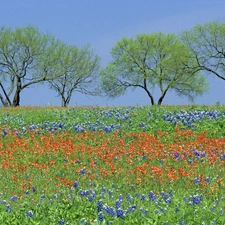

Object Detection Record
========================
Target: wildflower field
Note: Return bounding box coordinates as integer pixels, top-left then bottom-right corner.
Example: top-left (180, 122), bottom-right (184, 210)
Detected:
top-left (1, 105), bottom-right (225, 225)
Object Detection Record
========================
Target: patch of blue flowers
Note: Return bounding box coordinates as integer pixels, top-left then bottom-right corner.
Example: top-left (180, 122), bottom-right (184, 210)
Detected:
top-left (163, 109), bottom-right (225, 128)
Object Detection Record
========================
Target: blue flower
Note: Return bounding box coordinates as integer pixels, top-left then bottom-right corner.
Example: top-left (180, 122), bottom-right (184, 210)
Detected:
top-left (97, 200), bottom-right (103, 212)
top-left (115, 200), bottom-right (121, 209)
top-left (149, 191), bottom-right (156, 201)
top-left (26, 210), bottom-right (34, 218)
top-left (140, 208), bottom-right (148, 215)
top-left (98, 212), bottom-right (104, 223)
top-left (140, 194), bottom-right (146, 201)
top-left (32, 186), bottom-right (36, 192)
top-left (191, 195), bottom-right (202, 205)
top-left (73, 181), bottom-right (79, 188)
top-left (174, 152), bottom-right (179, 160)
top-left (59, 218), bottom-right (65, 225)
top-left (10, 196), bottom-right (17, 201)
top-left (116, 208), bottom-right (125, 218)
top-left (6, 204), bottom-right (12, 213)
top-left (80, 168), bottom-right (86, 175)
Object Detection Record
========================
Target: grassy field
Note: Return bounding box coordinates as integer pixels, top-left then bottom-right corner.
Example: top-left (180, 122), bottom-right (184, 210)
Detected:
top-left (1, 105), bottom-right (225, 224)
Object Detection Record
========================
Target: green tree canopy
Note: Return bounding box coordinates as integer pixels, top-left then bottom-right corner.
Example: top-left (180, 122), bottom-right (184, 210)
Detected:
top-left (47, 44), bottom-right (101, 107)
top-left (0, 26), bottom-right (65, 106)
top-left (181, 21), bottom-right (225, 81)
top-left (100, 33), bottom-right (208, 105)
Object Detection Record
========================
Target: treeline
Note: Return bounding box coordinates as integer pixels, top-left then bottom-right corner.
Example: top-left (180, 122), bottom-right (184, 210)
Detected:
top-left (0, 21), bottom-right (224, 107)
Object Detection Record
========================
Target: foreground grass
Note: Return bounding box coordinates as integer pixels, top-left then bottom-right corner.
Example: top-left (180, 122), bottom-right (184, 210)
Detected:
top-left (0, 106), bottom-right (225, 224)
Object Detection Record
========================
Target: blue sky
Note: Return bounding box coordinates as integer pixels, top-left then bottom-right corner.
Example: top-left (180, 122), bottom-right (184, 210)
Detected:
top-left (0, 0), bottom-right (225, 106)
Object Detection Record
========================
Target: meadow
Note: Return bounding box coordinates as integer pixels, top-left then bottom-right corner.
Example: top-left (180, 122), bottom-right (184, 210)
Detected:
top-left (1, 105), bottom-right (225, 224)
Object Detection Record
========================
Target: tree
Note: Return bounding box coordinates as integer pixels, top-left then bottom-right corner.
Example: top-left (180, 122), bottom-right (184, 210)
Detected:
top-left (0, 26), bottom-right (64, 106)
top-left (100, 33), bottom-right (208, 105)
top-left (47, 44), bottom-right (101, 107)
top-left (181, 21), bottom-right (225, 81)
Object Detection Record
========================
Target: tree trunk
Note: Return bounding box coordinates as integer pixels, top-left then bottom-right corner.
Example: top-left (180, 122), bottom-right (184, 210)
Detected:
top-left (157, 96), bottom-right (164, 105)
top-left (61, 97), bottom-right (67, 107)
top-left (144, 88), bottom-right (155, 105)
top-left (12, 77), bottom-right (22, 106)
top-left (0, 83), bottom-right (12, 106)
top-left (157, 88), bottom-right (169, 105)
top-left (12, 88), bottom-right (21, 106)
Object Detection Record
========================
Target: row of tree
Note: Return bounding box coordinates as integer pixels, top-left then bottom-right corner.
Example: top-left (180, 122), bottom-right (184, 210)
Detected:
top-left (0, 21), bottom-right (224, 107)
top-left (0, 26), bottom-right (100, 107)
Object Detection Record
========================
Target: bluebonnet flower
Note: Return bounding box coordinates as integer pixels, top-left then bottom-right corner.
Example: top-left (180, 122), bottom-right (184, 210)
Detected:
top-left (108, 190), bottom-right (113, 198)
top-left (103, 126), bottom-right (112, 133)
top-left (160, 207), bottom-right (166, 213)
top-left (118, 194), bottom-right (123, 201)
top-left (53, 194), bottom-right (58, 199)
top-left (80, 168), bottom-right (86, 175)
top-left (166, 198), bottom-right (172, 204)
top-left (67, 194), bottom-right (72, 200)
top-left (108, 207), bottom-right (116, 217)
top-left (174, 152), bottom-right (179, 160)
top-left (32, 186), bottom-right (36, 192)
top-left (140, 208), bottom-right (148, 215)
top-left (101, 192), bottom-right (105, 198)
top-left (78, 190), bottom-right (85, 197)
top-left (2, 129), bottom-right (8, 137)
top-left (102, 186), bottom-right (107, 193)
top-left (26, 210), bottom-right (34, 218)
top-left (89, 193), bottom-right (96, 202)
top-left (6, 204), bottom-right (12, 213)
top-left (194, 177), bottom-right (200, 184)
top-left (116, 208), bottom-right (125, 218)
top-left (98, 212), bottom-right (104, 223)
top-left (59, 218), bottom-right (65, 225)
top-left (64, 158), bottom-right (69, 163)
top-left (115, 199), bottom-right (121, 209)
top-left (73, 181), bottom-right (79, 188)
top-left (190, 195), bottom-right (202, 205)
top-left (41, 194), bottom-right (45, 199)
top-left (10, 196), bottom-right (17, 201)
top-left (210, 205), bottom-right (216, 212)
top-left (149, 191), bottom-right (156, 201)
top-left (140, 194), bottom-right (146, 201)
top-left (116, 112), bottom-right (121, 120)
top-left (126, 194), bottom-right (133, 203)
top-left (140, 122), bottom-right (146, 127)
top-left (123, 114), bottom-right (129, 120)
top-left (80, 218), bottom-right (86, 224)
top-left (104, 205), bottom-right (111, 216)
top-left (97, 200), bottom-right (103, 213)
